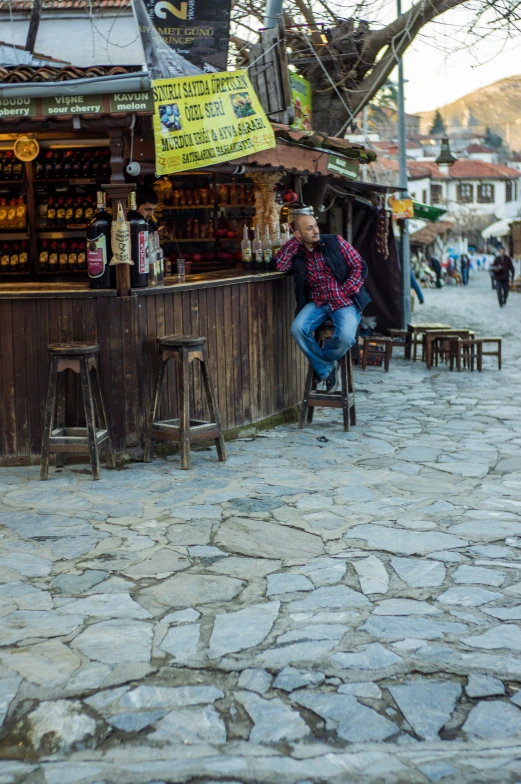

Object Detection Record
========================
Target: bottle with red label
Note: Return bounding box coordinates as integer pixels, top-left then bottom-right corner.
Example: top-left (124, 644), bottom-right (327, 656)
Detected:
top-left (77, 238), bottom-right (86, 270)
top-left (67, 241), bottom-right (77, 270)
top-left (56, 197), bottom-right (66, 226)
top-left (87, 191), bottom-right (113, 289)
top-left (19, 241), bottom-right (28, 273)
top-left (65, 197), bottom-right (74, 225)
top-left (48, 241), bottom-right (58, 272)
top-left (58, 240), bottom-right (68, 271)
top-left (39, 240), bottom-right (49, 271)
top-left (127, 190), bottom-right (149, 288)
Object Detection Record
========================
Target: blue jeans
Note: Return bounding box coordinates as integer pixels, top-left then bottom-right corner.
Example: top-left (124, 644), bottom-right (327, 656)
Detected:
top-left (410, 271), bottom-right (424, 304)
top-left (291, 302), bottom-right (361, 379)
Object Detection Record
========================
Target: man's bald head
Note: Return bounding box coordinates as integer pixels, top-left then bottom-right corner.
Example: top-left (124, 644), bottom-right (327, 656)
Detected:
top-left (292, 213), bottom-right (320, 249)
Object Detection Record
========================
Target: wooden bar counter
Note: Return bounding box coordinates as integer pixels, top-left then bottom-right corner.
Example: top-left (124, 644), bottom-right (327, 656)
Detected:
top-left (0, 271), bottom-right (306, 464)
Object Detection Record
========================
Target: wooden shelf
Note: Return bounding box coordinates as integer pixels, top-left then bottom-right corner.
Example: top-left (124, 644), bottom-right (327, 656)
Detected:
top-left (37, 269), bottom-right (87, 275)
top-left (0, 180), bottom-right (25, 187)
top-left (158, 204), bottom-right (213, 211)
top-left (38, 230), bottom-right (86, 240)
top-left (162, 238), bottom-right (214, 243)
top-left (37, 225), bottom-right (87, 231)
top-left (0, 231), bottom-right (29, 239)
top-left (217, 204), bottom-right (255, 209)
top-left (34, 178), bottom-right (102, 185)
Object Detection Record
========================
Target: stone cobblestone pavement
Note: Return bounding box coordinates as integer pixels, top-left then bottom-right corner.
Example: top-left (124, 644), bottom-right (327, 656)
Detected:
top-left (2, 272), bottom-right (521, 783)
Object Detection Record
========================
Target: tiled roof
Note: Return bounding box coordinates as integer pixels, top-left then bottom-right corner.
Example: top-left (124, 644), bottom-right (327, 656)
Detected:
top-left (407, 159), bottom-right (520, 180)
top-left (0, 64), bottom-right (141, 82)
top-left (410, 220), bottom-right (454, 244)
top-left (271, 123), bottom-right (377, 162)
top-left (0, 0), bottom-right (130, 10)
top-left (466, 143), bottom-right (495, 154)
top-left (436, 160), bottom-right (520, 179)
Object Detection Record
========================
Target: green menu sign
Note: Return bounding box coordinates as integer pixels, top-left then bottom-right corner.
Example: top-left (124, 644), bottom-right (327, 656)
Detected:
top-left (327, 154), bottom-right (359, 180)
top-left (42, 95), bottom-right (104, 116)
top-left (110, 91), bottom-right (154, 113)
top-left (0, 97), bottom-right (36, 118)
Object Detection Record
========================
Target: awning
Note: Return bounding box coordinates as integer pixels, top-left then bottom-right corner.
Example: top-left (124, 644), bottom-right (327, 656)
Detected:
top-left (482, 217), bottom-right (514, 239)
top-left (413, 201), bottom-right (446, 222)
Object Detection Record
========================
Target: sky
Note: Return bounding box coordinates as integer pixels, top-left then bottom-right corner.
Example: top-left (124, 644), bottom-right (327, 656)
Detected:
top-left (396, 4), bottom-right (521, 114)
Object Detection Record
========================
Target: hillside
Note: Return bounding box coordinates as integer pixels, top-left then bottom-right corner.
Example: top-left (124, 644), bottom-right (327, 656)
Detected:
top-left (416, 76), bottom-right (521, 151)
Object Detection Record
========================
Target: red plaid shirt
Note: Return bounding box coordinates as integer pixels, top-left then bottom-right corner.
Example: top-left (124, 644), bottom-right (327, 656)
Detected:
top-left (275, 235), bottom-right (365, 311)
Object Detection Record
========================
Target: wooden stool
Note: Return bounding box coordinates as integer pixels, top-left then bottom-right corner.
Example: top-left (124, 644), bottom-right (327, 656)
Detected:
top-left (388, 328), bottom-right (410, 358)
top-left (40, 343), bottom-right (115, 481)
top-left (144, 334), bottom-right (226, 469)
top-left (298, 322), bottom-right (356, 432)
top-left (450, 337), bottom-right (502, 372)
top-left (362, 335), bottom-right (393, 371)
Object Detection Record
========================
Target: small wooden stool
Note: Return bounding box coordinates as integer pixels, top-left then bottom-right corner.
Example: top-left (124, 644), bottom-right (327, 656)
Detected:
top-left (144, 334), bottom-right (226, 469)
top-left (450, 337), bottom-right (502, 372)
top-left (298, 322), bottom-right (356, 432)
top-left (40, 342), bottom-right (115, 481)
top-left (388, 328), bottom-right (410, 358)
top-left (361, 335), bottom-right (393, 371)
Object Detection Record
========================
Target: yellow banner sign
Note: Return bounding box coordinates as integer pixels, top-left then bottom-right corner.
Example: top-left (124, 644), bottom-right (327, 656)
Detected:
top-left (152, 70), bottom-right (276, 175)
top-left (389, 196), bottom-right (414, 220)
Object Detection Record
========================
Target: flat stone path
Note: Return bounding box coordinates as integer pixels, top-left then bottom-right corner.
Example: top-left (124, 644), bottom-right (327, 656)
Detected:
top-left (2, 271), bottom-right (521, 782)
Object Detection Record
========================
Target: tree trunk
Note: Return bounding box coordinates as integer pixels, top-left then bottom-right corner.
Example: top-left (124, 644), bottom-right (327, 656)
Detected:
top-left (308, 87), bottom-right (354, 137)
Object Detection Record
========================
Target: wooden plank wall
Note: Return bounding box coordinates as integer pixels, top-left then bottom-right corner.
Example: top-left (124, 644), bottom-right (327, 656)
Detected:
top-left (0, 276), bottom-right (305, 463)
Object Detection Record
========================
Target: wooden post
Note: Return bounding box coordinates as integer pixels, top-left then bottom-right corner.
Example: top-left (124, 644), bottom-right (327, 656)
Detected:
top-left (25, 0), bottom-right (42, 52)
top-left (104, 129), bottom-right (134, 297)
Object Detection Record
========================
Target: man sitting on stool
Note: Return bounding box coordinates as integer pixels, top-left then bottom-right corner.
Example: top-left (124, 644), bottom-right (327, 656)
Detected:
top-left (275, 212), bottom-right (369, 393)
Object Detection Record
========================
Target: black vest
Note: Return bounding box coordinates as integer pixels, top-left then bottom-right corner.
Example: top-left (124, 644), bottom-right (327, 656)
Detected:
top-left (292, 234), bottom-right (370, 314)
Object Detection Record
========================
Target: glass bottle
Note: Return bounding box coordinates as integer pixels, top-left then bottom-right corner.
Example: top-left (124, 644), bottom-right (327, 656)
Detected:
top-left (127, 190), bottom-right (149, 288)
top-left (53, 151), bottom-right (63, 178)
top-left (35, 154), bottom-right (45, 179)
top-left (68, 241), bottom-right (77, 270)
top-left (12, 155), bottom-right (23, 181)
top-left (84, 195), bottom-right (95, 222)
top-left (15, 196), bottom-right (26, 229)
top-left (2, 151), bottom-right (13, 180)
top-left (63, 150), bottom-right (74, 178)
top-left (241, 225), bottom-right (252, 271)
top-left (0, 198), bottom-right (7, 230)
top-left (49, 241), bottom-right (58, 271)
top-left (18, 241), bottom-right (28, 272)
top-left (218, 182), bottom-right (228, 205)
top-left (87, 191), bottom-right (113, 289)
top-left (39, 240), bottom-right (49, 271)
top-left (65, 197), bottom-right (75, 225)
top-left (56, 197), bottom-right (66, 226)
top-left (262, 225), bottom-right (273, 269)
top-left (77, 239), bottom-right (87, 270)
top-left (44, 151), bottom-right (54, 179)
top-left (74, 196), bottom-right (84, 224)
top-left (58, 240), bottom-right (68, 270)
top-left (47, 197), bottom-right (56, 227)
top-left (252, 225), bottom-right (263, 271)
top-left (6, 199), bottom-right (16, 229)
top-left (0, 242), bottom-right (10, 272)
top-left (9, 242), bottom-right (20, 272)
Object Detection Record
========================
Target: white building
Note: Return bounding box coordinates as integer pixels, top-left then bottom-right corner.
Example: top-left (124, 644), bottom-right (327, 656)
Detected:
top-left (0, 0), bottom-right (143, 67)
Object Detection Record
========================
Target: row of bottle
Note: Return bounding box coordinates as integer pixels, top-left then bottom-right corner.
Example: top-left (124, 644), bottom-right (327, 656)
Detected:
top-left (87, 191), bottom-right (164, 290)
top-left (39, 239), bottom-right (87, 272)
top-left (154, 178), bottom-right (255, 207)
top-left (0, 241), bottom-right (29, 273)
top-left (0, 151), bottom-right (24, 181)
top-left (162, 218), bottom-right (215, 241)
top-left (0, 196), bottom-right (27, 230)
top-left (42, 195), bottom-right (96, 227)
top-left (241, 224), bottom-right (290, 270)
top-left (35, 148), bottom-right (111, 181)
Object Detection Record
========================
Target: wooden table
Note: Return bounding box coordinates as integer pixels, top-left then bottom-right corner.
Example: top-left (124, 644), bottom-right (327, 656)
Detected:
top-left (406, 323), bottom-right (452, 360)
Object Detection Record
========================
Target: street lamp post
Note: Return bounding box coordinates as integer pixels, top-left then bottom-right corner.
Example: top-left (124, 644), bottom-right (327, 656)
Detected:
top-left (264, 0), bottom-right (284, 28)
top-left (397, 0), bottom-right (411, 328)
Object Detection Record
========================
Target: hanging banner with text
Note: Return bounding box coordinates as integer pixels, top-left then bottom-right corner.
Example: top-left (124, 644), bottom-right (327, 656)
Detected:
top-left (152, 70), bottom-right (276, 175)
top-left (132, 0), bottom-right (232, 77)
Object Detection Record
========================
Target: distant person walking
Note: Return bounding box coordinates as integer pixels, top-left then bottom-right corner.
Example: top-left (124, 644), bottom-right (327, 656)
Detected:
top-left (428, 253), bottom-right (442, 288)
top-left (491, 247), bottom-right (515, 307)
top-left (460, 254), bottom-right (471, 286)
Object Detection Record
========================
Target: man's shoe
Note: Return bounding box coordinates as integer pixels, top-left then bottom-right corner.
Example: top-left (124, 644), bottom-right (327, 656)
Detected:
top-left (325, 362), bottom-right (340, 394)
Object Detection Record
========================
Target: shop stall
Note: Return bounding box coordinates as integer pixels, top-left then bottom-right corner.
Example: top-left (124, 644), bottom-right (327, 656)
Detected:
top-left (0, 66), bottom-right (375, 464)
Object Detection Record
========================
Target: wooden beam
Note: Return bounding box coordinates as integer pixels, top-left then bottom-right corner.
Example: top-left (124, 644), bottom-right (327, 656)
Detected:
top-left (25, 0), bottom-right (43, 53)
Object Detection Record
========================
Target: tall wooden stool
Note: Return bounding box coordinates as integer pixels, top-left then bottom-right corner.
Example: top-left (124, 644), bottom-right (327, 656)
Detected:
top-left (40, 342), bottom-right (114, 481)
top-left (298, 321), bottom-right (356, 432)
top-left (144, 334), bottom-right (226, 469)
top-left (361, 335), bottom-right (393, 371)
top-left (388, 328), bottom-right (410, 358)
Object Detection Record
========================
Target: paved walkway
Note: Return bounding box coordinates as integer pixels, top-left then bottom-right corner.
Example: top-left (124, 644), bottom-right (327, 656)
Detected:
top-left (1, 272), bottom-right (521, 783)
